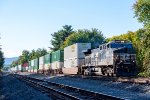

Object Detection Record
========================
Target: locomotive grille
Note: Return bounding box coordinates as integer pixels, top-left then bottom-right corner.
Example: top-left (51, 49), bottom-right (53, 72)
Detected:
top-left (114, 54), bottom-right (136, 64)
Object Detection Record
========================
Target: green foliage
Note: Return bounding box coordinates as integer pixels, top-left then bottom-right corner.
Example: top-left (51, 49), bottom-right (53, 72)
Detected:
top-left (51, 25), bottom-right (74, 51)
top-left (10, 60), bottom-right (18, 68)
top-left (133, 0), bottom-right (150, 28)
top-left (138, 71), bottom-right (150, 77)
top-left (61, 28), bottom-right (105, 49)
top-left (106, 31), bottom-right (136, 45)
top-left (136, 29), bottom-right (150, 72)
top-left (18, 50), bottom-right (30, 65)
top-left (29, 48), bottom-right (47, 60)
top-left (133, 0), bottom-right (150, 76)
top-left (0, 51), bottom-right (4, 69)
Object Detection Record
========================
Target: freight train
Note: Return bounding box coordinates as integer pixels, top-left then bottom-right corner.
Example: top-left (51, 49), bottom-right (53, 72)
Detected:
top-left (11, 40), bottom-right (137, 76)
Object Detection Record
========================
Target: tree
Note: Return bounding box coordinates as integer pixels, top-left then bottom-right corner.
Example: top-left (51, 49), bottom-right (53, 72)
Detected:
top-left (10, 60), bottom-right (18, 68)
top-left (61, 28), bottom-right (105, 49)
top-left (51, 25), bottom-right (74, 51)
top-left (133, 0), bottom-right (150, 28)
top-left (29, 49), bottom-right (36, 60)
top-left (135, 29), bottom-right (150, 72)
top-left (0, 51), bottom-right (4, 69)
top-left (18, 50), bottom-right (30, 65)
top-left (29, 48), bottom-right (47, 60)
top-left (35, 48), bottom-right (47, 58)
top-left (133, 0), bottom-right (150, 76)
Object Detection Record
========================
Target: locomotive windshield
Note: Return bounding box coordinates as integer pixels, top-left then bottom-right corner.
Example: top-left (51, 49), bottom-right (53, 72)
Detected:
top-left (111, 43), bottom-right (132, 48)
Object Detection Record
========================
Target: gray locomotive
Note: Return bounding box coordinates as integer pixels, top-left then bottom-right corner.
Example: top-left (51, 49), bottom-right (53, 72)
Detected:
top-left (80, 40), bottom-right (137, 76)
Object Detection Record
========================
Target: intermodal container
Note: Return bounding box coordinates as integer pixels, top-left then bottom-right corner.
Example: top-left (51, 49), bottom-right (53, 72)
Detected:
top-left (64, 43), bottom-right (91, 68)
top-left (21, 63), bottom-right (28, 72)
top-left (44, 53), bottom-right (51, 70)
top-left (39, 56), bottom-right (44, 70)
top-left (33, 58), bottom-right (39, 72)
top-left (51, 50), bottom-right (64, 69)
top-left (28, 61), bottom-right (31, 72)
top-left (31, 60), bottom-right (34, 72)
top-left (64, 43), bottom-right (91, 60)
top-left (18, 65), bottom-right (22, 72)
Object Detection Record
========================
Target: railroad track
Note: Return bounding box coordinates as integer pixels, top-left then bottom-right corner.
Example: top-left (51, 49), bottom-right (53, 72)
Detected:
top-left (12, 74), bottom-right (124, 100)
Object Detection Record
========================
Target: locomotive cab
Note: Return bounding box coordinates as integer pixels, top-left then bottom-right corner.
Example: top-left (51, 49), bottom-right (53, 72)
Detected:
top-left (110, 40), bottom-right (137, 76)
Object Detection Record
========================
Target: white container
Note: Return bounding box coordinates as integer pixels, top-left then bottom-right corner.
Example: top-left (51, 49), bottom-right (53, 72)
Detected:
top-left (11, 67), bottom-right (16, 72)
top-left (15, 66), bottom-right (17, 72)
top-left (44, 63), bottom-right (50, 70)
top-left (39, 56), bottom-right (44, 70)
top-left (28, 65), bottom-right (31, 72)
top-left (28, 64), bottom-right (32, 72)
top-left (18, 65), bottom-right (22, 71)
top-left (64, 43), bottom-right (91, 60)
top-left (25, 67), bottom-right (28, 71)
top-left (64, 43), bottom-right (91, 68)
top-left (51, 61), bottom-right (63, 70)
top-left (31, 60), bottom-right (34, 72)
top-left (64, 58), bottom-right (84, 68)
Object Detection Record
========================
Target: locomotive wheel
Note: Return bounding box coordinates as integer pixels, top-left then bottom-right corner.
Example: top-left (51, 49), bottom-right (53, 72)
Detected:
top-left (107, 68), bottom-right (113, 77)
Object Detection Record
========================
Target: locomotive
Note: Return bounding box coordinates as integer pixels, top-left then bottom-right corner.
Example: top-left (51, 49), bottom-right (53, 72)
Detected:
top-left (80, 40), bottom-right (137, 76)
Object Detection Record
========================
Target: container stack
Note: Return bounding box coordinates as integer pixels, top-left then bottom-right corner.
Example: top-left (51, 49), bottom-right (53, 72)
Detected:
top-left (39, 56), bottom-right (44, 73)
top-left (44, 53), bottom-right (51, 74)
top-left (63, 43), bottom-right (91, 74)
top-left (51, 50), bottom-right (64, 73)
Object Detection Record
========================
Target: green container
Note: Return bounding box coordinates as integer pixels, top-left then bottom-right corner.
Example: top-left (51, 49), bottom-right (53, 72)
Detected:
top-left (34, 58), bottom-right (39, 70)
top-left (21, 67), bottom-right (26, 72)
top-left (51, 50), bottom-right (64, 63)
top-left (44, 53), bottom-right (51, 64)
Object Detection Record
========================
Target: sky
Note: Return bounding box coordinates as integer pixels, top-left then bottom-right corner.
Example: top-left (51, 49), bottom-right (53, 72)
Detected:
top-left (0, 0), bottom-right (143, 58)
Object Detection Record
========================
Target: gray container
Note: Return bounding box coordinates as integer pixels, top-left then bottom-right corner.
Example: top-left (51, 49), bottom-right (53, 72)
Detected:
top-left (18, 65), bottom-right (22, 71)
top-left (31, 60), bottom-right (34, 72)
top-left (39, 56), bottom-right (44, 70)
top-left (64, 43), bottom-right (91, 68)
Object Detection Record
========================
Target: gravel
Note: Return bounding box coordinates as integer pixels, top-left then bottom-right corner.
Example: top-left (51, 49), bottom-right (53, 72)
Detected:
top-left (45, 76), bottom-right (150, 100)
top-left (0, 74), bottom-right (50, 100)
top-left (17, 72), bottom-right (150, 100)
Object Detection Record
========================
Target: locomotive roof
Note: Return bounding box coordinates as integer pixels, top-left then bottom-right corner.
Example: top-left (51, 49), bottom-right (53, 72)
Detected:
top-left (107, 40), bottom-right (131, 44)
top-left (101, 40), bottom-right (132, 46)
